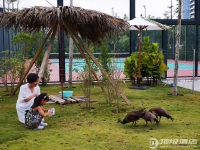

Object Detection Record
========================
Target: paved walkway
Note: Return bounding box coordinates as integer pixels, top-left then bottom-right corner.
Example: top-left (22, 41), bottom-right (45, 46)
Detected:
top-left (162, 78), bottom-right (200, 92)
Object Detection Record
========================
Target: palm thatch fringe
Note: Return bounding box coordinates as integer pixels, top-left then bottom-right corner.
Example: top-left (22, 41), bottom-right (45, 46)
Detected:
top-left (0, 6), bottom-right (129, 44)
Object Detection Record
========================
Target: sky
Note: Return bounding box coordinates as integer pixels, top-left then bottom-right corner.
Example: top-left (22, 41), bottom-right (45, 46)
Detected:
top-left (1, 0), bottom-right (178, 19)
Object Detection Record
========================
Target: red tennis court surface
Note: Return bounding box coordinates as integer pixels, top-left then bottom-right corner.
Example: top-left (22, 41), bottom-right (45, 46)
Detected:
top-left (167, 59), bottom-right (200, 77)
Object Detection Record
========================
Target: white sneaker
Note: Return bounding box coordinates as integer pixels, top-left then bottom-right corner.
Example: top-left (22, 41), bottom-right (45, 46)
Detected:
top-left (40, 122), bottom-right (48, 126)
top-left (35, 125), bottom-right (44, 130)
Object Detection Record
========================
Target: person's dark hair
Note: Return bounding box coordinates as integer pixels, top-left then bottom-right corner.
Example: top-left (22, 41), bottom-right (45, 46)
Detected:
top-left (31, 93), bottom-right (49, 109)
top-left (27, 73), bottom-right (39, 84)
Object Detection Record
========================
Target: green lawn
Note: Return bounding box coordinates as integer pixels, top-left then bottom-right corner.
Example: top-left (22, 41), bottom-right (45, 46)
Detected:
top-left (0, 82), bottom-right (199, 150)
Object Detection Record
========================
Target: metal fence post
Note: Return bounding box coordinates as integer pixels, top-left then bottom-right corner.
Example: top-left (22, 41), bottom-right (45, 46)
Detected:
top-left (192, 48), bottom-right (195, 93)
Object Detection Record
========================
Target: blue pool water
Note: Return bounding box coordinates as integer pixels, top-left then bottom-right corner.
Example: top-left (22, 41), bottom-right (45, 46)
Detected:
top-left (51, 59), bottom-right (196, 73)
top-left (51, 58), bottom-right (125, 72)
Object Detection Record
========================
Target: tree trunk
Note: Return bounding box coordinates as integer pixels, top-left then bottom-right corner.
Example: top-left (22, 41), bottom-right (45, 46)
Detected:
top-left (172, 0), bottom-right (182, 95)
top-left (68, 0), bottom-right (74, 88)
top-left (137, 29), bottom-right (142, 87)
top-left (68, 37), bottom-right (73, 88)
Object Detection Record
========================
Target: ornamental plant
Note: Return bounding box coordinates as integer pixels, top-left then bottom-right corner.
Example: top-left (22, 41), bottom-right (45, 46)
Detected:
top-left (124, 36), bottom-right (169, 85)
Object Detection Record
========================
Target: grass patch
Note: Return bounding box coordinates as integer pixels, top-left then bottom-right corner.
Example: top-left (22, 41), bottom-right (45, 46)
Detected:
top-left (0, 82), bottom-right (200, 150)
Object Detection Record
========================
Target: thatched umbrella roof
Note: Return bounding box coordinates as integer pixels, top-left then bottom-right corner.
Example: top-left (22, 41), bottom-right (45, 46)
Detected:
top-left (0, 6), bottom-right (129, 43)
top-left (1, 6), bottom-right (131, 105)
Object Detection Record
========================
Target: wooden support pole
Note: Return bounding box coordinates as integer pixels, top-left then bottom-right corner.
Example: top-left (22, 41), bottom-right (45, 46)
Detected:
top-left (38, 24), bottom-right (58, 80)
top-left (76, 42), bottom-right (106, 93)
top-left (79, 39), bottom-right (131, 105)
top-left (11, 29), bottom-right (53, 96)
top-left (63, 23), bottom-right (105, 93)
top-left (63, 23), bottom-right (131, 105)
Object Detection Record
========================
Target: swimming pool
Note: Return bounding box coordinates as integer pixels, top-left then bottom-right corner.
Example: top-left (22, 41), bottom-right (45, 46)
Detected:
top-left (51, 58), bottom-right (125, 72)
top-left (50, 58), bottom-right (197, 73)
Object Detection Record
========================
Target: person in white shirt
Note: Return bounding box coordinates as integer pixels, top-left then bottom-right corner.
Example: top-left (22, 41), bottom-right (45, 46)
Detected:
top-left (16, 73), bottom-right (47, 126)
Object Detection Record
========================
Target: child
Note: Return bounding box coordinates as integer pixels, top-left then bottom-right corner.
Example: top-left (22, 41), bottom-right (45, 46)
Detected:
top-left (25, 93), bottom-right (54, 129)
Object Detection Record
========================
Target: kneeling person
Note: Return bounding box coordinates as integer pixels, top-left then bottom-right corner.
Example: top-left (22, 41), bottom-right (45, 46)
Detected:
top-left (25, 93), bottom-right (53, 129)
